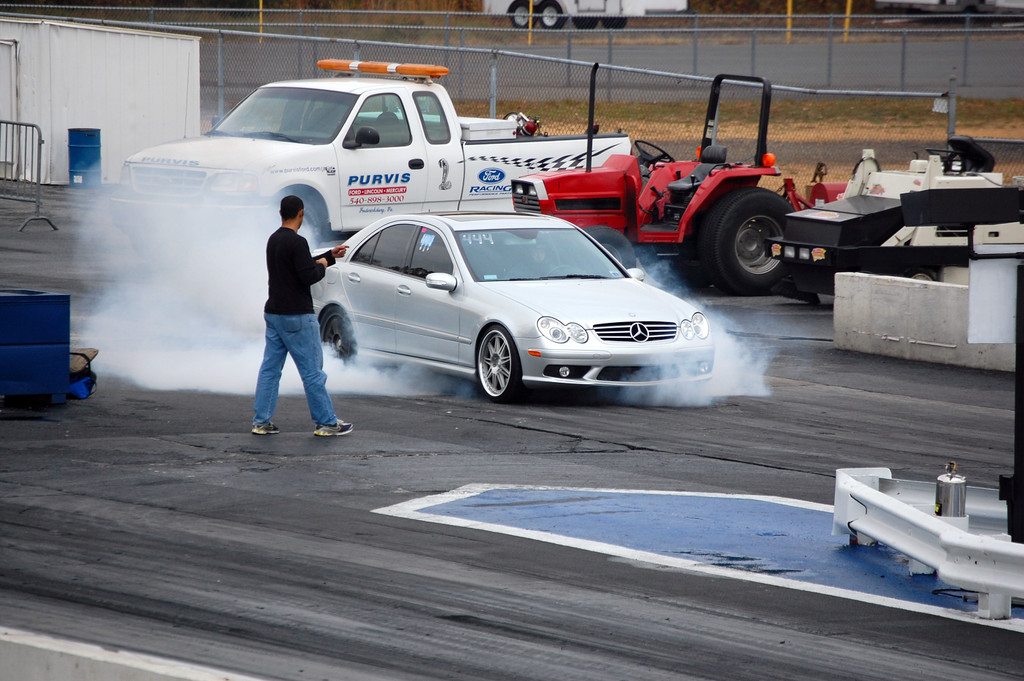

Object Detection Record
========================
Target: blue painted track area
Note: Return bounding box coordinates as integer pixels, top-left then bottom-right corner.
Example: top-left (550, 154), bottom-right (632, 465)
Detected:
top-left (375, 486), bottom-right (1024, 628)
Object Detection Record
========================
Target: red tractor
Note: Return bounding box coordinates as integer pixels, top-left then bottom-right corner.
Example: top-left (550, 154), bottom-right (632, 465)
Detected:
top-left (511, 73), bottom-right (832, 295)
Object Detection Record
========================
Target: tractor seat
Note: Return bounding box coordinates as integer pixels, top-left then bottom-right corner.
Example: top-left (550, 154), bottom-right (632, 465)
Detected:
top-left (666, 144), bottom-right (728, 196)
top-left (946, 135), bottom-right (995, 174)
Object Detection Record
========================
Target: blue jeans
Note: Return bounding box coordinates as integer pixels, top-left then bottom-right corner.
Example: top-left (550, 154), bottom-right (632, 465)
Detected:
top-left (253, 312), bottom-right (338, 427)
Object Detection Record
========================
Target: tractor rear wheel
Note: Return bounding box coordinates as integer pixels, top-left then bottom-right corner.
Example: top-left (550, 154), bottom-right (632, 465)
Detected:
top-left (698, 187), bottom-right (791, 296)
top-left (586, 225), bottom-right (637, 268)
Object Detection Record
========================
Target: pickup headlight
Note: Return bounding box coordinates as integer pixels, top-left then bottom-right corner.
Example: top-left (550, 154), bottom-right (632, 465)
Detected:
top-left (680, 312), bottom-right (710, 341)
top-left (208, 171), bottom-right (259, 193)
top-left (538, 316), bottom-right (588, 344)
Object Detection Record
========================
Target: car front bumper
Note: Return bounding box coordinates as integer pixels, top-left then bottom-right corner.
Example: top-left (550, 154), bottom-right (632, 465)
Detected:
top-left (519, 342), bottom-right (714, 389)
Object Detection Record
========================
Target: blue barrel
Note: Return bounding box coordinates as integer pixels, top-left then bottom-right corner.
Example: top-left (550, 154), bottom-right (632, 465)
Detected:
top-left (68, 128), bottom-right (101, 187)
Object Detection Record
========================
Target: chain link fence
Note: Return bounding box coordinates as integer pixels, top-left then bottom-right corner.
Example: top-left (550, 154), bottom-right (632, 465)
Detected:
top-left (3, 6), bottom-right (1022, 190)
top-left (197, 28), bottom-right (1023, 194)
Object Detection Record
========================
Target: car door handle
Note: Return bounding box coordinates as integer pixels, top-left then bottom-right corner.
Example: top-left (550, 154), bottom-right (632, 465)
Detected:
top-left (408, 158), bottom-right (424, 170)
top-left (347, 272), bottom-right (361, 284)
top-left (397, 284), bottom-right (412, 296)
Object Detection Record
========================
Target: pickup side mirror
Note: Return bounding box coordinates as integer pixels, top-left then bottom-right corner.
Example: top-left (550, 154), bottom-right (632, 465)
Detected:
top-left (342, 126), bottom-right (381, 149)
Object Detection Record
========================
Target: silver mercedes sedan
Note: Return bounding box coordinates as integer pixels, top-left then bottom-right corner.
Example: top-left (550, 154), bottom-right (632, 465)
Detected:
top-left (312, 213), bottom-right (714, 402)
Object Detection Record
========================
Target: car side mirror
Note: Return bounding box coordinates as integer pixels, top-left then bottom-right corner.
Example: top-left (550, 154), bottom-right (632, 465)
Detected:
top-left (425, 272), bottom-right (457, 292)
top-left (342, 126), bottom-right (380, 149)
top-left (626, 267), bottom-right (646, 282)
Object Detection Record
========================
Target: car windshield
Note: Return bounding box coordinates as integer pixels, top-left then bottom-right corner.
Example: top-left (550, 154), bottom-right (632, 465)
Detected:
top-left (456, 227), bottom-right (627, 282)
top-left (208, 87), bottom-right (357, 145)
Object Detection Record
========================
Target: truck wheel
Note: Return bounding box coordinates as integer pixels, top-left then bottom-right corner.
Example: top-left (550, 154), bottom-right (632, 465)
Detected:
top-left (507, 0), bottom-right (530, 28)
top-left (586, 225), bottom-right (637, 268)
top-left (477, 325), bottom-right (525, 403)
top-left (284, 189), bottom-right (332, 245)
top-left (536, 1), bottom-right (567, 29)
top-left (320, 306), bottom-right (358, 361)
top-left (698, 187), bottom-right (791, 296)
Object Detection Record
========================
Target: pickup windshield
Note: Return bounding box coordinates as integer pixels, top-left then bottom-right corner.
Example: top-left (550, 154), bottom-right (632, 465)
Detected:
top-left (208, 87), bottom-right (357, 145)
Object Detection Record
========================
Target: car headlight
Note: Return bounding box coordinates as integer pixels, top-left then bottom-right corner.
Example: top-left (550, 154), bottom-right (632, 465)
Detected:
top-left (681, 312), bottom-right (710, 341)
top-left (691, 312), bottom-right (709, 339)
top-left (538, 317), bottom-right (588, 344)
top-left (208, 171), bottom-right (259, 193)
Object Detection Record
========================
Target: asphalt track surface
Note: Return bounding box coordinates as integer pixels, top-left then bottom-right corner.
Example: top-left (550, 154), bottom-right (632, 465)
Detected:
top-left (3, 186), bottom-right (1023, 679)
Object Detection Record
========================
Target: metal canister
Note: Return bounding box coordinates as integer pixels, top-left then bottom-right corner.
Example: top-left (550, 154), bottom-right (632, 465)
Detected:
top-left (935, 461), bottom-right (967, 517)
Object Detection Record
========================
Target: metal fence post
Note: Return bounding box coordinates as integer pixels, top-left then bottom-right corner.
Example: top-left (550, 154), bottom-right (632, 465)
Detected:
top-left (948, 72), bottom-right (958, 138)
top-left (217, 31), bottom-right (224, 119)
top-left (751, 29), bottom-right (757, 77)
top-left (900, 30), bottom-right (907, 91)
top-left (692, 14), bottom-right (699, 73)
top-left (458, 29), bottom-right (465, 101)
top-left (566, 31), bottom-right (572, 87)
top-left (489, 51), bottom-right (497, 119)
top-left (296, 11), bottom-right (304, 79)
top-left (962, 15), bottom-right (971, 87)
top-left (606, 32), bottom-right (613, 100)
top-left (827, 18), bottom-right (834, 88)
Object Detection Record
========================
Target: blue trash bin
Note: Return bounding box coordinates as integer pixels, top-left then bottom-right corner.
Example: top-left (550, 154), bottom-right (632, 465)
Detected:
top-left (69, 128), bottom-right (101, 187)
top-left (0, 289), bottom-right (70, 404)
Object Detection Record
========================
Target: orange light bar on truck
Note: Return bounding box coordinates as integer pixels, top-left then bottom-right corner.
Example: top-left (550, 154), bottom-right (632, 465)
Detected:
top-left (317, 60), bottom-right (450, 79)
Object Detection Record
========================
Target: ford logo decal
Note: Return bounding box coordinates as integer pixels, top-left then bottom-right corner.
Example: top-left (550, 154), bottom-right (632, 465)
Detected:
top-left (479, 168), bottom-right (506, 183)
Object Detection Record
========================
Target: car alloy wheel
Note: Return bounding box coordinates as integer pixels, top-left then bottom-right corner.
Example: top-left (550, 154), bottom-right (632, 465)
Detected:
top-left (477, 325), bottom-right (524, 402)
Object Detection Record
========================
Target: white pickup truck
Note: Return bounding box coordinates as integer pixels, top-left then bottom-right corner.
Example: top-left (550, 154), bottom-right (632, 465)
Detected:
top-left (111, 60), bottom-right (632, 244)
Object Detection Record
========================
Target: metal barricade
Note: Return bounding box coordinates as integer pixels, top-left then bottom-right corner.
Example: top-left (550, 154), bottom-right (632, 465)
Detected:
top-left (0, 120), bottom-right (57, 231)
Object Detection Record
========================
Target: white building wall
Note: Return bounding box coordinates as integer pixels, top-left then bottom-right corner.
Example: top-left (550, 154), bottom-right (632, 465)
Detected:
top-left (0, 18), bottom-right (199, 184)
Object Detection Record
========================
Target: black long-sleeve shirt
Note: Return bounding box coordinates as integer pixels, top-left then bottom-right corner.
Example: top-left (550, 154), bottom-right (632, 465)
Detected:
top-left (263, 227), bottom-right (336, 315)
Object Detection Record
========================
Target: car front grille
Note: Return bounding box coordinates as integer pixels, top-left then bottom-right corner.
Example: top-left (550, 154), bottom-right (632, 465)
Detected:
top-left (593, 321), bottom-right (678, 343)
top-left (132, 166), bottom-right (207, 197)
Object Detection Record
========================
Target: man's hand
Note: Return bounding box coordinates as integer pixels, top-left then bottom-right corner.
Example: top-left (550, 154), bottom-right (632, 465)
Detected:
top-left (331, 244), bottom-right (348, 259)
top-left (316, 257), bottom-right (329, 268)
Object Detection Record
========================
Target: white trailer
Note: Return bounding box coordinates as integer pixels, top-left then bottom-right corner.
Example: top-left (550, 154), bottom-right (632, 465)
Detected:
top-left (874, 0), bottom-right (1024, 13)
top-left (0, 18), bottom-right (199, 185)
top-left (483, 0), bottom-right (689, 30)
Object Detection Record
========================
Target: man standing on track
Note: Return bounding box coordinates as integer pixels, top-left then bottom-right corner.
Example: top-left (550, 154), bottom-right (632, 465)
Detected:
top-left (252, 194), bottom-right (353, 437)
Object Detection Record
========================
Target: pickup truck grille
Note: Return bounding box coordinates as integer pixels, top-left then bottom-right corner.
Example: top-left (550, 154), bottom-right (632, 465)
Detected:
top-left (132, 167), bottom-right (207, 196)
top-left (593, 321), bottom-right (678, 342)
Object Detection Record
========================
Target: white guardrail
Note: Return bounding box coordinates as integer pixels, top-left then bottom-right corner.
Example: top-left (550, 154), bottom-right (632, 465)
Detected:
top-left (833, 467), bottom-right (1024, 620)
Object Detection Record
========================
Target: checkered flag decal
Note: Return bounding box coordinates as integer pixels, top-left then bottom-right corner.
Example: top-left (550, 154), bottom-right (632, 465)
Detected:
top-left (465, 143), bottom-right (621, 172)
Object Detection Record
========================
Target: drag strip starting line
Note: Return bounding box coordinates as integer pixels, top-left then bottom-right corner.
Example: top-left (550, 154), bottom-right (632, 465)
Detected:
top-left (373, 484), bottom-right (1024, 631)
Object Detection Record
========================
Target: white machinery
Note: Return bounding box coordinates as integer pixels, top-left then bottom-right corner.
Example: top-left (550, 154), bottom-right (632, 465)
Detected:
top-left (768, 136), bottom-right (1024, 298)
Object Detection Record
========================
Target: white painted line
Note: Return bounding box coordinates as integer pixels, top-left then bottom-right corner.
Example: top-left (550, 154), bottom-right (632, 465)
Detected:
top-left (373, 484), bottom-right (1024, 632)
top-left (0, 627), bottom-right (271, 681)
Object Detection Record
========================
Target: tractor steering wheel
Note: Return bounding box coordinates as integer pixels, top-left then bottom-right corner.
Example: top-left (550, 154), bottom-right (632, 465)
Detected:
top-left (634, 139), bottom-right (674, 166)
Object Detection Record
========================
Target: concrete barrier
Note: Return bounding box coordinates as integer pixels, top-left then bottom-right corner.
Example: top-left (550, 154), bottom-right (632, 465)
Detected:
top-left (1, 628), bottom-right (269, 681)
top-left (833, 272), bottom-right (1015, 372)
